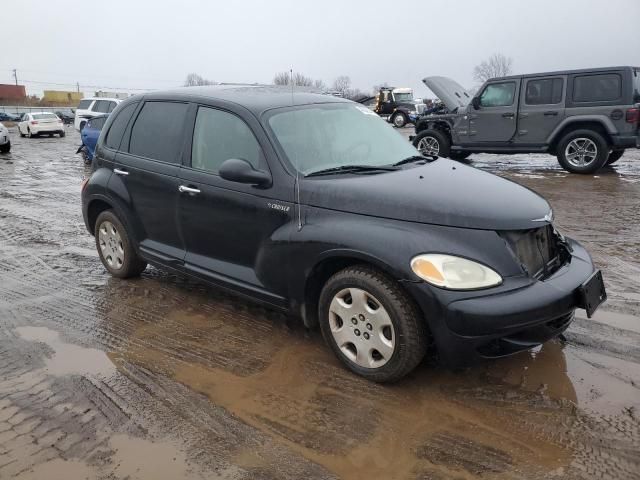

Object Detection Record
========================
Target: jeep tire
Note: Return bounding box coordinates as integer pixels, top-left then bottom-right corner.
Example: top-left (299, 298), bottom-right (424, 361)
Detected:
top-left (413, 129), bottom-right (450, 158)
top-left (556, 129), bottom-right (609, 174)
top-left (607, 149), bottom-right (624, 165)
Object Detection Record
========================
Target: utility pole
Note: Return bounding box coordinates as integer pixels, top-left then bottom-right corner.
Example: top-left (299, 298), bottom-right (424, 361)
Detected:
top-left (12, 69), bottom-right (17, 86)
top-left (76, 82), bottom-right (80, 93)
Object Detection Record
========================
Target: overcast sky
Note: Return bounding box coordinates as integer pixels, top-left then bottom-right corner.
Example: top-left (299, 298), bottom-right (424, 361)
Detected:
top-left (3, 0), bottom-right (639, 99)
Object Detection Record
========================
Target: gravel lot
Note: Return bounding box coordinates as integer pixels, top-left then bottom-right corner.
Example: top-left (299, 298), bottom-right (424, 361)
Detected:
top-left (0, 125), bottom-right (638, 479)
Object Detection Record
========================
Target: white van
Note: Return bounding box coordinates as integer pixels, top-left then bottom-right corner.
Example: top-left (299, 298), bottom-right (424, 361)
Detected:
top-left (74, 98), bottom-right (122, 131)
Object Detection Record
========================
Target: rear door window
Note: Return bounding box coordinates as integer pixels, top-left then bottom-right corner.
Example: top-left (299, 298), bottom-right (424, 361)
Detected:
top-left (525, 78), bottom-right (564, 105)
top-left (105, 102), bottom-right (138, 150)
top-left (78, 99), bottom-right (92, 110)
top-left (479, 82), bottom-right (516, 107)
top-left (573, 74), bottom-right (622, 102)
top-left (93, 100), bottom-right (110, 113)
top-left (128, 101), bottom-right (188, 163)
top-left (190, 107), bottom-right (262, 174)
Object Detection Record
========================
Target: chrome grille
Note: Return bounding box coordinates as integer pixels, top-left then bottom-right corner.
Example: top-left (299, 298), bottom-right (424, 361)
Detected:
top-left (500, 225), bottom-right (560, 279)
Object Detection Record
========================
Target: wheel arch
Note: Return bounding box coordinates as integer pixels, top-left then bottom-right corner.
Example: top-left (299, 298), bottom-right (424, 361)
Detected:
top-left (415, 120), bottom-right (452, 138)
top-left (301, 250), bottom-right (412, 329)
top-left (547, 118), bottom-right (614, 153)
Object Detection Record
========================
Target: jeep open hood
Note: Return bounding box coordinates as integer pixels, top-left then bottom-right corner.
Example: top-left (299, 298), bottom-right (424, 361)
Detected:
top-left (422, 76), bottom-right (472, 111)
top-left (301, 159), bottom-right (551, 230)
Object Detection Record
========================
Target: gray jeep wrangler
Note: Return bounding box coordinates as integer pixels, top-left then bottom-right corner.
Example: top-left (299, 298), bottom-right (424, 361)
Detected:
top-left (413, 67), bottom-right (640, 173)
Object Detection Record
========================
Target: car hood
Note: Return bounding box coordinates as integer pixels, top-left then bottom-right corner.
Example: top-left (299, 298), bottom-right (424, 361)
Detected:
top-left (422, 76), bottom-right (473, 112)
top-left (300, 160), bottom-right (552, 230)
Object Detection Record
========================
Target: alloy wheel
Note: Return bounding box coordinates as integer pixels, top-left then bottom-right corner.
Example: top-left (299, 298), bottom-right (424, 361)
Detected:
top-left (98, 220), bottom-right (125, 270)
top-left (417, 136), bottom-right (440, 156)
top-left (328, 287), bottom-right (395, 368)
top-left (565, 138), bottom-right (597, 167)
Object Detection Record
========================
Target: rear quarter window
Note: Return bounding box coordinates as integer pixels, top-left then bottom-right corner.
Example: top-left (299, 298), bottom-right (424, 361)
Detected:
top-left (573, 74), bottom-right (622, 103)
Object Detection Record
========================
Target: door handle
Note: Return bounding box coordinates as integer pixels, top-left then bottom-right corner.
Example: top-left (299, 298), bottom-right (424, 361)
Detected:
top-left (543, 111), bottom-right (559, 116)
top-left (113, 168), bottom-right (129, 176)
top-left (178, 185), bottom-right (201, 194)
top-left (502, 113), bottom-right (515, 118)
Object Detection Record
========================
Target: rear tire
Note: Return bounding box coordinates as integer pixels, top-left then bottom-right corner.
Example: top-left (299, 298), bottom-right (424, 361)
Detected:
top-left (94, 210), bottom-right (147, 279)
top-left (391, 112), bottom-right (408, 128)
top-left (412, 129), bottom-right (450, 158)
top-left (59, 130), bottom-right (65, 138)
top-left (318, 265), bottom-right (428, 382)
top-left (27, 128), bottom-right (34, 138)
top-left (607, 150), bottom-right (624, 165)
top-left (556, 129), bottom-right (609, 174)
top-left (0, 141), bottom-right (10, 153)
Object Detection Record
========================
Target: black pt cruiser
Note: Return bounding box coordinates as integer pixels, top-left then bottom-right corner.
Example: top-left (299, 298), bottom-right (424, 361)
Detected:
top-left (81, 86), bottom-right (606, 382)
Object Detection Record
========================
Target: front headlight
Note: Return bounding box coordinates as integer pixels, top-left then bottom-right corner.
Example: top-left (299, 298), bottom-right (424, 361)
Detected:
top-left (410, 254), bottom-right (502, 290)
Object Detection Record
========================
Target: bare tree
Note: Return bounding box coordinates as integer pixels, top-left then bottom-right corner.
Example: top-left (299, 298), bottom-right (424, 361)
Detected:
top-left (273, 71), bottom-right (290, 86)
top-left (472, 53), bottom-right (513, 83)
top-left (184, 73), bottom-right (215, 86)
top-left (332, 75), bottom-right (352, 97)
top-left (273, 71), bottom-right (316, 87)
top-left (313, 79), bottom-right (326, 91)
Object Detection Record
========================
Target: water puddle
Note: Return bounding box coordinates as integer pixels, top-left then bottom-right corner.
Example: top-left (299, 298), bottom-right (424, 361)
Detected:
top-left (16, 326), bottom-right (115, 378)
top-left (14, 435), bottom-right (210, 480)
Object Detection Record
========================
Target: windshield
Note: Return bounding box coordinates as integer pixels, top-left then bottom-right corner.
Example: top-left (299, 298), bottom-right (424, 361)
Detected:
top-left (267, 103), bottom-right (420, 175)
top-left (393, 92), bottom-right (414, 102)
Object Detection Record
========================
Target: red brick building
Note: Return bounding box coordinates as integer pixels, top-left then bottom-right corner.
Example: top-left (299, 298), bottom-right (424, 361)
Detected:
top-left (0, 84), bottom-right (27, 100)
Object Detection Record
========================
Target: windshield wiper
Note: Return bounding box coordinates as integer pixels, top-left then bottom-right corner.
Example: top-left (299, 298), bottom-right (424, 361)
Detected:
top-left (393, 155), bottom-right (438, 167)
top-left (305, 165), bottom-right (398, 177)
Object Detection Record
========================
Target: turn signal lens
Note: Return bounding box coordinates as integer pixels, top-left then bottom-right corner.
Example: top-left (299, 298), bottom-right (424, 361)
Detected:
top-left (410, 254), bottom-right (502, 290)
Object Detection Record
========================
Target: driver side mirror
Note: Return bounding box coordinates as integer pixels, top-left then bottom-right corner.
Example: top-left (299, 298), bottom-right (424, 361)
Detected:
top-left (219, 158), bottom-right (271, 188)
top-left (471, 96), bottom-right (481, 110)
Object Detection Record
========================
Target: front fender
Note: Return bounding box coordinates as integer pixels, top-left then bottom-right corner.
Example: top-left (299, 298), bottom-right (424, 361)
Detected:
top-left (288, 206), bottom-right (524, 323)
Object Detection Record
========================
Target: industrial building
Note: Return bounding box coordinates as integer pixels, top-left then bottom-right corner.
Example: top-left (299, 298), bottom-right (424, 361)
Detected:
top-left (0, 84), bottom-right (27, 100)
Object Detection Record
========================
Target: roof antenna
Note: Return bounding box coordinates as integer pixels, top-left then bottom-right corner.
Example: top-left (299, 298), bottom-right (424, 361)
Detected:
top-left (290, 68), bottom-right (303, 231)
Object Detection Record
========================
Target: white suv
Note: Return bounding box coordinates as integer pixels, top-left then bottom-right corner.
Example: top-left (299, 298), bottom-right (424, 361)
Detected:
top-left (74, 98), bottom-right (121, 131)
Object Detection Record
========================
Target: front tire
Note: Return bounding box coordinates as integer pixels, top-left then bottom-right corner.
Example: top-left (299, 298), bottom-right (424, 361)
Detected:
top-left (318, 265), bottom-right (428, 382)
top-left (94, 210), bottom-right (147, 279)
top-left (556, 129), bottom-right (609, 174)
top-left (391, 112), bottom-right (408, 128)
top-left (412, 129), bottom-right (450, 158)
top-left (0, 141), bottom-right (10, 153)
top-left (607, 150), bottom-right (624, 165)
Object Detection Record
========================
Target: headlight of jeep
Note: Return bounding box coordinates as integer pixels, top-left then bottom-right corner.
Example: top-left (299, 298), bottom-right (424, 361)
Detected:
top-left (410, 254), bottom-right (502, 290)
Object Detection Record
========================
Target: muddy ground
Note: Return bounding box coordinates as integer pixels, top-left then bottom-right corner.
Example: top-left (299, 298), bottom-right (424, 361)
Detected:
top-left (0, 126), bottom-right (638, 480)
